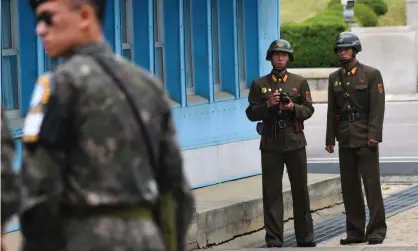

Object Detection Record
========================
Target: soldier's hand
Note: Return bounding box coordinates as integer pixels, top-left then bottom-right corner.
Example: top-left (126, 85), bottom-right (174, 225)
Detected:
top-left (367, 139), bottom-right (379, 147)
top-left (325, 145), bottom-right (334, 153)
top-left (267, 90), bottom-right (280, 108)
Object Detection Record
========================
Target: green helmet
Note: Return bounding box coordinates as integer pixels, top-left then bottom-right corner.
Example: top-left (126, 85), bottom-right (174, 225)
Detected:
top-left (334, 32), bottom-right (362, 53)
top-left (266, 39), bottom-right (294, 61)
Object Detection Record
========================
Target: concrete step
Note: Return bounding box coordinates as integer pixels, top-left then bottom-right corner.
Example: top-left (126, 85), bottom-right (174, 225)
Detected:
top-left (187, 173), bottom-right (342, 249)
top-left (3, 174), bottom-right (342, 251)
top-left (310, 90), bottom-right (418, 103)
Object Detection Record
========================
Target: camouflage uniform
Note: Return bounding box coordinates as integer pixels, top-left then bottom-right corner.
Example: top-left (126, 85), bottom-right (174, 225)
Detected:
top-left (1, 109), bottom-right (21, 226)
top-left (20, 42), bottom-right (194, 251)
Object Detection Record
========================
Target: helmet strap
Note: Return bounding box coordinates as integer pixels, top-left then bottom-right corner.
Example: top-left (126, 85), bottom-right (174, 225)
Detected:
top-left (272, 68), bottom-right (286, 76)
top-left (340, 55), bottom-right (357, 67)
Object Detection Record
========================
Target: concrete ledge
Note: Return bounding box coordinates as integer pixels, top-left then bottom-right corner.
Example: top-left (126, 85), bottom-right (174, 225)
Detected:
top-left (309, 90), bottom-right (418, 103)
top-left (308, 160), bottom-right (418, 176)
top-left (352, 26), bottom-right (414, 33)
top-left (187, 175), bottom-right (342, 249)
top-left (288, 68), bottom-right (338, 79)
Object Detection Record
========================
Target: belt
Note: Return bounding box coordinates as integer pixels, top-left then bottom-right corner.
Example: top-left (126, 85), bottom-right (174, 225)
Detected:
top-left (60, 205), bottom-right (153, 219)
top-left (339, 112), bottom-right (368, 122)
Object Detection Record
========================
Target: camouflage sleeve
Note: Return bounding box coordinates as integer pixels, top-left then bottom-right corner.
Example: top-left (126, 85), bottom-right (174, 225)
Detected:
top-left (21, 72), bottom-right (76, 214)
top-left (325, 76), bottom-right (336, 146)
top-left (245, 80), bottom-right (270, 122)
top-left (294, 78), bottom-right (314, 121)
top-left (1, 110), bottom-right (21, 225)
top-left (368, 69), bottom-right (385, 142)
top-left (156, 101), bottom-right (195, 251)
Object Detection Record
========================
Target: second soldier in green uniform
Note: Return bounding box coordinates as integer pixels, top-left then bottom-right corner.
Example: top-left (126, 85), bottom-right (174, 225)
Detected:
top-left (325, 32), bottom-right (387, 245)
top-left (246, 40), bottom-right (316, 248)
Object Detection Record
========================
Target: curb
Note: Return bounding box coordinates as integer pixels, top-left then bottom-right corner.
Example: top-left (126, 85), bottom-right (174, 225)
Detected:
top-left (186, 176), bottom-right (343, 249)
top-left (310, 90), bottom-right (418, 104)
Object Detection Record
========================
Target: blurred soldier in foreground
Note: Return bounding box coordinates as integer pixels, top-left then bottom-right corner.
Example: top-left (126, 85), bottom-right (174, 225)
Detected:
top-left (1, 109), bottom-right (21, 251)
top-left (325, 32), bottom-right (387, 245)
top-left (245, 40), bottom-right (316, 248)
top-left (21, 0), bottom-right (194, 251)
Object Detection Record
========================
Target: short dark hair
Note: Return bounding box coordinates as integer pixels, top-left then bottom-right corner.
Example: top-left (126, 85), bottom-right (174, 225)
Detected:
top-left (73, 0), bottom-right (106, 24)
top-left (30, 0), bottom-right (106, 23)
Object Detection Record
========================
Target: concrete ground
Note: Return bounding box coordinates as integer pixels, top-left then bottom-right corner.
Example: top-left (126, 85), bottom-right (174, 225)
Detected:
top-left (3, 173), bottom-right (342, 251)
top-left (319, 184), bottom-right (418, 248)
top-left (4, 175), bottom-right (418, 251)
top-left (208, 183), bottom-right (418, 250)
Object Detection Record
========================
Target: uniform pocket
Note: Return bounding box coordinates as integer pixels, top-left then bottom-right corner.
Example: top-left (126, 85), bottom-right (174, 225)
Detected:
top-left (289, 92), bottom-right (301, 104)
top-left (354, 84), bottom-right (369, 107)
top-left (355, 84), bottom-right (368, 90)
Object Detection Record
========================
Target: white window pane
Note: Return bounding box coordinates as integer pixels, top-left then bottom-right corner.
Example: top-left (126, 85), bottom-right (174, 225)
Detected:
top-left (211, 0), bottom-right (220, 87)
top-left (237, 0), bottom-right (246, 84)
top-left (154, 46), bottom-right (165, 85)
top-left (121, 0), bottom-right (128, 43)
top-left (184, 0), bottom-right (193, 88)
top-left (122, 48), bottom-right (132, 61)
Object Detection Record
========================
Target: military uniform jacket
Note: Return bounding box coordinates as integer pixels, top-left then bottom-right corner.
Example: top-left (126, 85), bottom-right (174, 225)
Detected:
top-left (245, 71), bottom-right (315, 152)
top-left (326, 62), bottom-right (385, 148)
top-left (1, 109), bottom-right (21, 224)
top-left (21, 42), bottom-right (192, 209)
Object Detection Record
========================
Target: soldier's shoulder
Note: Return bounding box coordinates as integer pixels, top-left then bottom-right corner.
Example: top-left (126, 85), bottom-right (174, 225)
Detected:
top-left (251, 75), bottom-right (268, 86)
top-left (359, 63), bottom-right (381, 75)
top-left (118, 57), bottom-right (165, 98)
top-left (117, 57), bottom-right (171, 108)
top-left (287, 72), bottom-right (306, 82)
top-left (53, 55), bottom-right (99, 86)
top-left (329, 69), bottom-right (341, 79)
top-left (56, 54), bottom-right (98, 74)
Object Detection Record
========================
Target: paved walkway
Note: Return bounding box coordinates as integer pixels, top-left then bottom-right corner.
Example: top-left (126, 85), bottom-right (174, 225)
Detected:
top-left (3, 173), bottom-right (341, 251)
top-left (4, 178), bottom-right (418, 251)
top-left (207, 183), bottom-right (418, 249)
top-left (319, 184), bottom-right (418, 248)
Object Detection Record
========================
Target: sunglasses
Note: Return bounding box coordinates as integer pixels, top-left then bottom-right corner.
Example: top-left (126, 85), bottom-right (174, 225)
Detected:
top-left (36, 11), bottom-right (55, 26)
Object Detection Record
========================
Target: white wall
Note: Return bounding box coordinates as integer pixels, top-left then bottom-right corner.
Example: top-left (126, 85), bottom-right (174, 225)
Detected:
top-left (351, 27), bottom-right (418, 94)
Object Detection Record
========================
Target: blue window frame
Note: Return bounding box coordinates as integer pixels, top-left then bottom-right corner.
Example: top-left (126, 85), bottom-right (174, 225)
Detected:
top-left (154, 0), bottom-right (165, 87)
top-left (121, 0), bottom-right (133, 61)
top-left (44, 52), bottom-right (59, 71)
top-left (1, 0), bottom-right (20, 118)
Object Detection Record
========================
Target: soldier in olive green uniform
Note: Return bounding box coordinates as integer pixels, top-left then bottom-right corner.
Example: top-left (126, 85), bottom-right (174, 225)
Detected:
top-left (325, 32), bottom-right (387, 245)
top-left (246, 40), bottom-right (316, 248)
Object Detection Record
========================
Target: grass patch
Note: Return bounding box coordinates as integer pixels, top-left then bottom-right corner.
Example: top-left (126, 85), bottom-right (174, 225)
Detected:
top-left (378, 0), bottom-right (406, 26)
top-left (280, 0), bottom-right (330, 23)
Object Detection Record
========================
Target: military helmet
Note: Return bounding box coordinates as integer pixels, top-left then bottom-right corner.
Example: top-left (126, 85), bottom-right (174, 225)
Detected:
top-left (266, 39), bottom-right (294, 61)
top-left (334, 32), bottom-right (362, 53)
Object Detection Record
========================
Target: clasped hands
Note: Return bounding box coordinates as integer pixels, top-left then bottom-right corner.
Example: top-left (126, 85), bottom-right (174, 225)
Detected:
top-left (266, 90), bottom-right (294, 110)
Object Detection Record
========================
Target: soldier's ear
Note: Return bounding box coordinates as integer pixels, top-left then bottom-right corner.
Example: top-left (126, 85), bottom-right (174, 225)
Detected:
top-left (78, 4), bottom-right (96, 30)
